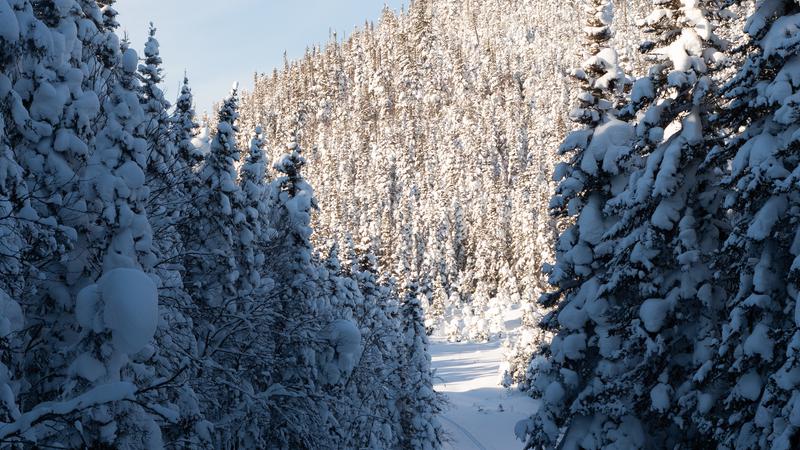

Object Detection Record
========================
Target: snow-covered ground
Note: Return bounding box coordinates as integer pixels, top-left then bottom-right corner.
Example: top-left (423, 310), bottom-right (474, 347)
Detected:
top-left (431, 308), bottom-right (540, 450)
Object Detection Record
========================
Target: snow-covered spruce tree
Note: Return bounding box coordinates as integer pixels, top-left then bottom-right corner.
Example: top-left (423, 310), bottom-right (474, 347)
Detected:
top-left (138, 23), bottom-right (180, 241)
top-left (397, 279), bottom-right (444, 450)
top-left (67, 31), bottom-right (173, 445)
top-left (134, 30), bottom-right (208, 449)
top-left (183, 85), bottom-right (244, 311)
top-left (520, 0), bottom-right (733, 447)
top-left (172, 75), bottom-right (203, 167)
top-left (0, 1), bottom-right (170, 446)
top-left (264, 124), bottom-right (332, 448)
top-left (514, 0), bottom-right (633, 447)
top-left (138, 23), bottom-right (173, 175)
top-left (1, 0), bottom-right (70, 440)
top-left (703, 2), bottom-right (800, 447)
top-left (237, 124), bottom-right (273, 295)
top-left (169, 74), bottom-right (205, 245)
top-left (337, 238), bottom-right (406, 449)
top-left (583, 1), bottom-right (729, 446)
top-left (180, 86), bottom-right (273, 446)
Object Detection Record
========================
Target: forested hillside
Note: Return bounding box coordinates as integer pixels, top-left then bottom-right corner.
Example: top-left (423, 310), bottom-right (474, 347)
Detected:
top-left (235, 0), bottom-right (649, 344)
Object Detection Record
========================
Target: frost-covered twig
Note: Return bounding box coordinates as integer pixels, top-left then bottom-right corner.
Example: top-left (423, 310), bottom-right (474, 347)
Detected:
top-left (0, 382), bottom-right (137, 439)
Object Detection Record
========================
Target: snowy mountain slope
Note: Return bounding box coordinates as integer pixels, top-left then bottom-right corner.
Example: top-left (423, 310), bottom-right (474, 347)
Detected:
top-left (235, 0), bottom-right (652, 342)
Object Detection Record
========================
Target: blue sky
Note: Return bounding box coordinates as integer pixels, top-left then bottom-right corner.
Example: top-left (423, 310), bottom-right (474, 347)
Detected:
top-left (115, 1), bottom-right (407, 115)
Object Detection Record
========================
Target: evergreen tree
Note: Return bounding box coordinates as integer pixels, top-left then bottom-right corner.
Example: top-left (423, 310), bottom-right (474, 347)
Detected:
top-left (703, 1), bottom-right (800, 447)
top-left (184, 85), bottom-right (243, 309)
top-left (515, 0), bottom-right (637, 446)
top-left (237, 124), bottom-right (273, 295)
top-left (172, 75), bottom-right (203, 166)
top-left (0, 0), bottom-right (90, 443)
top-left (520, 0), bottom-right (734, 447)
top-left (169, 74), bottom-right (204, 246)
top-left (72, 36), bottom-right (164, 447)
top-left (397, 280), bottom-right (444, 450)
top-left (264, 124), bottom-right (329, 448)
top-left (181, 86), bottom-right (269, 446)
top-left (139, 23), bottom-right (172, 173)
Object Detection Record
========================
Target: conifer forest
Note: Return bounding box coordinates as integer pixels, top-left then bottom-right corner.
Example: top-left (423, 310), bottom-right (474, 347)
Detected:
top-left (2, 0), bottom-right (800, 448)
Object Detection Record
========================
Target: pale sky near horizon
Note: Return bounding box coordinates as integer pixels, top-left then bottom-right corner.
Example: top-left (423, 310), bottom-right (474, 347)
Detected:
top-left (115, 1), bottom-right (407, 116)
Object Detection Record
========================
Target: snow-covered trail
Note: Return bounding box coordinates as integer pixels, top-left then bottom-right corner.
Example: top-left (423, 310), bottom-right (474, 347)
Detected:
top-left (430, 312), bottom-right (540, 450)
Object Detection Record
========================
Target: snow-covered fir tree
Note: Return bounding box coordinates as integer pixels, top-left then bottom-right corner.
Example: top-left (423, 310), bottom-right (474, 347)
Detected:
top-left (262, 123), bottom-right (332, 448)
top-left (703, 1), bottom-right (800, 447)
top-left (397, 280), bottom-right (445, 450)
top-left (514, 0), bottom-right (638, 446)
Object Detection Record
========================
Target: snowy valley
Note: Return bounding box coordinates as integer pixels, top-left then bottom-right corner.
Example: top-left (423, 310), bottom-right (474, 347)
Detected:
top-left (432, 307), bottom-right (540, 450)
top-left (3, 0), bottom-right (800, 449)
